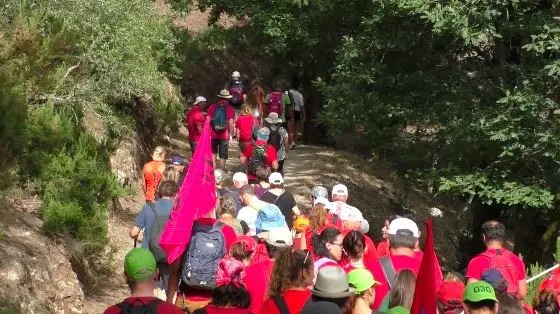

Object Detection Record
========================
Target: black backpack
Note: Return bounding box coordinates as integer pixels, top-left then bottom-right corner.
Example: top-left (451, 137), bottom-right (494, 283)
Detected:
top-left (115, 298), bottom-right (162, 314)
top-left (268, 125), bottom-right (282, 151)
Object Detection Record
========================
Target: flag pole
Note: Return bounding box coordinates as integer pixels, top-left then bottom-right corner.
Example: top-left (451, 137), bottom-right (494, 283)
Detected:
top-left (527, 264), bottom-right (560, 283)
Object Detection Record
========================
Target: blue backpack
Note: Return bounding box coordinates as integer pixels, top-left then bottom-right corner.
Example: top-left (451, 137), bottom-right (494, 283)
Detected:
top-left (212, 104), bottom-right (228, 132)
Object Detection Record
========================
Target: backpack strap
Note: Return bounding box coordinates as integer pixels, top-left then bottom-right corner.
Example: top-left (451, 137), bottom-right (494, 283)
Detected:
top-left (273, 190), bottom-right (285, 204)
top-left (147, 202), bottom-right (156, 215)
top-left (115, 298), bottom-right (163, 313)
top-left (272, 295), bottom-right (290, 314)
top-left (379, 256), bottom-right (396, 288)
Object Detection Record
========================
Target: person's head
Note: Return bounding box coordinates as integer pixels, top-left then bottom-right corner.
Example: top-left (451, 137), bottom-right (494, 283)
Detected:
top-left (265, 112), bottom-right (283, 127)
top-left (151, 146), bottom-right (166, 162)
top-left (387, 218), bottom-right (420, 250)
top-left (269, 249), bottom-right (314, 296)
top-left (162, 166), bottom-right (180, 184)
top-left (273, 80), bottom-right (284, 91)
top-left (212, 258), bottom-right (251, 309)
top-left (389, 269), bottom-right (417, 310)
top-left (256, 127), bottom-right (270, 141)
top-left (344, 268), bottom-right (380, 312)
top-left (169, 155), bottom-right (188, 172)
top-left (382, 215), bottom-right (402, 239)
top-left (230, 235), bottom-right (257, 263)
top-left (256, 205), bottom-right (287, 234)
top-left (217, 194), bottom-right (237, 218)
top-left (311, 185), bottom-right (329, 202)
top-left (239, 185), bottom-right (256, 206)
top-left (438, 279), bottom-right (466, 314)
top-left (331, 184), bottom-right (349, 202)
top-left (481, 269), bottom-right (508, 296)
top-left (233, 172), bottom-right (248, 189)
top-left (263, 227), bottom-right (294, 258)
top-left (214, 169), bottom-right (226, 187)
top-left (194, 96), bottom-right (208, 109)
top-left (309, 199), bottom-right (329, 232)
top-left (123, 248), bottom-right (157, 292)
top-left (268, 172), bottom-right (284, 189)
top-left (534, 290), bottom-right (560, 314)
top-left (482, 221), bottom-right (506, 246)
top-left (462, 281), bottom-right (499, 314)
top-left (255, 167), bottom-right (271, 183)
top-left (158, 180), bottom-right (178, 199)
top-left (312, 227), bottom-right (343, 261)
top-left (343, 230), bottom-right (366, 261)
top-left (311, 266), bottom-right (355, 306)
top-left (496, 292), bottom-right (523, 314)
top-left (232, 71), bottom-right (241, 80)
top-left (240, 102), bottom-right (252, 116)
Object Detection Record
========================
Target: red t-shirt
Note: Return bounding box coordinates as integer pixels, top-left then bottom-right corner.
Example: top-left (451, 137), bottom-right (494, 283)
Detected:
top-left (466, 248), bottom-right (526, 293)
top-left (103, 297), bottom-right (183, 314)
top-left (376, 240), bottom-right (390, 258)
top-left (369, 255), bottom-right (421, 310)
top-left (245, 259), bottom-right (275, 314)
top-left (260, 289), bottom-right (312, 314)
top-left (208, 101), bottom-right (235, 140)
top-left (187, 106), bottom-right (205, 142)
top-left (181, 218), bottom-right (238, 302)
top-left (200, 304), bottom-right (252, 314)
top-left (235, 114), bottom-right (254, 142)
top-left (241, 142), bottom-right (278, 180)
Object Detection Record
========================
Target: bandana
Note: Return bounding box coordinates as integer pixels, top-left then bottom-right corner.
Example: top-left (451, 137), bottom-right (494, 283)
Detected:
top-left (215, 257), bottom-right (246, 287)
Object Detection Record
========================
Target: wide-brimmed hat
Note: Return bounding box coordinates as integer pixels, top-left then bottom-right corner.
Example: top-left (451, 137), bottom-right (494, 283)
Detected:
top-left (310, 265), bottom-right (355, 298)
top-left (265, 112), bottom-right (282, 124)
top-left (256, 204), bottom-right (287, 233)
top-left (218, 89), bottom-right (233, 99)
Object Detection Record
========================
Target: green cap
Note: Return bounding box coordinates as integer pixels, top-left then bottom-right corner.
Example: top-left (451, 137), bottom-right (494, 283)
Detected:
top-left (124, 248), bottom-right (157, 281)
top-left (347, 268), bottom-right (380, 294)
top-left (387, 306), bottom-right (410, 314)
top-left (463, 281), bottom-right (498, 303)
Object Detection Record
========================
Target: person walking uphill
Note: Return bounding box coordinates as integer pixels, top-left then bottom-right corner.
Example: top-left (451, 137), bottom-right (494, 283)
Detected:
top-left (208, 90), bottom-right (235, 170)
top-left (466, 220), bottom-right (527, 299)
top-left (239, 127), bottom-right (279, 183)
top-left (264, 112), bottom-right (289, 175)
top-left (235, 103), bottom-right (255, 153)
top-left (261, 172), bottom-right (300, 229)
top-left (225, 71), bottom-right (247, 112)
top-left (142, 146), bottom-right (167, 203)
top-left (187, 96), bottom-right (208, 153)
top-left (327, 184), bottom-right (369, 234)
top-left (264, 81), bottom-right (291, 124)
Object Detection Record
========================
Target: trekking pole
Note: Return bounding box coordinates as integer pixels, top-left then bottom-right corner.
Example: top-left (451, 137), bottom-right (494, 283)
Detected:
top-left (527, 264), bottom-right (560, 283)
top-left (134, 239), bottom-right (137, 248)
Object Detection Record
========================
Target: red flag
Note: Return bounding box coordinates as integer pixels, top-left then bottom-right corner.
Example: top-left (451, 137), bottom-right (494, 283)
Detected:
top-left (159, 117), bottom-right (216, 264)
top-left (411, 219), bottom-right (438, 314)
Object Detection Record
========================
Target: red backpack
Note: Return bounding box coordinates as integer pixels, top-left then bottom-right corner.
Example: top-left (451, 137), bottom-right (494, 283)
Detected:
top-left (482, 249), bottom-right (520, 296)
top-left (268, 92), bottom-right (284, 115)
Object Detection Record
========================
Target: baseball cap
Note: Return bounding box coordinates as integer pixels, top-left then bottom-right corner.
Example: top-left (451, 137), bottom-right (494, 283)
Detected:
top-left (387, 306), bottom-right (410, 314)
top-left (388, 217), bottom-right (420, 237)
top-left (233, 172), bottom-right (248, 183)
top-left (311, 186), bottom-right (329, 198)
top-left (194, 96), bottom-right (207, 105)
top-left (347, 268), bottom-right (380, 294)
top-left (124, 248), bottom-right (157, 281)
top-left (463, 281), bottom-right (498, 303)
top-left (269, 172), bottom-right (284, 185)
top-left (313, 197), bottom-right (329, 206)
top-left (438, 281), bottom-right (465, 307)
top-left (233, 235), bottom-right (257, 253)
top-left (481, 268), bottom-right (508, 292)
top-left (332, 184), bottom-right (348, 196)
top-left (265, 227), bottom-right (293, 247)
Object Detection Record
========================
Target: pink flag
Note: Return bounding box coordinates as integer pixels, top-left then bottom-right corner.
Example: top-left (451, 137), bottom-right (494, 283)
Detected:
top-left (160, 117), bottom-right (216, 264)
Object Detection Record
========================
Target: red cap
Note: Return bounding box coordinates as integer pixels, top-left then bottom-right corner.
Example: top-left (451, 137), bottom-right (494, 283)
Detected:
top-left (438, 281), bottom-right (465, 306)
top-left (234, 235), bottom-right (257, 253)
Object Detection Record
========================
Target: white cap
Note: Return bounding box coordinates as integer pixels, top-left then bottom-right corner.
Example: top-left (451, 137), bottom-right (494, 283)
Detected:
top-left (194, 96), bottom-right (207, 105)
top-left (313, 197), bottom-right (330, 206)
top-left (232, 172), bottom-right (248, 183)
top-left (332, 184), bottom-right (349, 196)
top-left (388, 218), bottom-right (420, 237)
top-left (265, 228), bottom-right (293, 247)
top-left (269, 172), bottom-right (284, 185)
top-left (232, 71), bottom-right (241, 78)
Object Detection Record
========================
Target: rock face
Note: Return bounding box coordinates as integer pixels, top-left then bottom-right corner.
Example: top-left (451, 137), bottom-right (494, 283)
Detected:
top-left (0, 198), bottom-right (84, 313)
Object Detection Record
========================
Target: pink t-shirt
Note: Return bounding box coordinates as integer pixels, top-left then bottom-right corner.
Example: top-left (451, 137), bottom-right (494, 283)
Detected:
top-left (208, 100), bottom-right (235, 140)
top-left (235, 114), bottom-right (255, 142)
top-left (245, 259), bottom-right (275, 314)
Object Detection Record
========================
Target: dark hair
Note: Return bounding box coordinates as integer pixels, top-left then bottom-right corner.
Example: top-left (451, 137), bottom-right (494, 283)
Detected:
top-left (464, 300), bottom-right (498, 311)
top-left (311, 227), bottom-right (342, 259)
top-left (343, 231), bottom-right (365, 260)
top-left (266, 242), bottom-right (290, 259)
top-left (210, 282), bottom-right (251, 308)
top-left (497, 293), bottom-right (523, 314)
top-left (534, 290), bottom-right (560, 314)
top-left (388, 233), bottom-right (417, 249)
top-left (229, 242), bottom-right (250, 261)
top-left (158, 180), bottom-right (178, 198)
top-left (239, 184), bottom-right (256, 197)
top-left (389, 269), bottom-right (416, 309)
top-left (255, 167), bottom-right (271, 182)
top-left (269, 249), bottom-right (313, 296)
top-left (482, 221), bottom-right (506, 243)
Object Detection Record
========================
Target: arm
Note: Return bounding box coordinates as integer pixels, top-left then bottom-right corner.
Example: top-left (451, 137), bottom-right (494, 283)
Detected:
top-left (518, 279), bottom-right (528, 299)
top-left (292, 206), bottom-right (301, 216)
top-left (240, 155), bottom-right (248, 165)
top-left (131, 209), bottom-right (146, 239)
top-left (271, 160), bottom-right (279, 170)
top-left (228, 119), bottom-right (235, 137)
top-left (130, 226), bottom-right (141, 239)
top-left (195, 122), bottom-right (203, 135)
top-left (166, 255), bottom-right (183, 303)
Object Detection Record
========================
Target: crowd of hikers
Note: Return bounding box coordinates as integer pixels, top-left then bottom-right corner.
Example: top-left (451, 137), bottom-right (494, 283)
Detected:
top-left (104, 72), bottom-right (560, 314)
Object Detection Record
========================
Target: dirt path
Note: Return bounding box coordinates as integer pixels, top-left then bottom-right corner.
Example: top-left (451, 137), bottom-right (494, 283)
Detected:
top-left (83, 127), bottom-right (463, 312)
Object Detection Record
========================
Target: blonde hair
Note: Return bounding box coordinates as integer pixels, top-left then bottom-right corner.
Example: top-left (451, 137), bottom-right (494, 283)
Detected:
top-left (240, 103), bottom-right (252, 116)
top-left (151, 146), bottom-right (166, 162)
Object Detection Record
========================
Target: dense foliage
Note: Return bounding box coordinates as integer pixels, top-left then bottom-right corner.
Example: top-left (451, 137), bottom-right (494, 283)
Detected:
top-left (0, 0), bottom-right (182, 249)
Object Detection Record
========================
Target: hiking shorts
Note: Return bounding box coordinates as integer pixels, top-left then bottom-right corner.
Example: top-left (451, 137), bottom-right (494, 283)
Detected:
top-left (211, 139), bottom-right (229, 159)
top-left (294, 111), bottom-right (302, 121)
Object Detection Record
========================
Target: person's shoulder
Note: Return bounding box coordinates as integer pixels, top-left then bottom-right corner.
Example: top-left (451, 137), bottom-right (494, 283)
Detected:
top-left (156, 300), bottom-right (184, 313)
top-left (102, 304), bottom-right (120, 314)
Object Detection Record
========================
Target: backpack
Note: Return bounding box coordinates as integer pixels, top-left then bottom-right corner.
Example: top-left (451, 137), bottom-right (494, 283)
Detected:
top-left (181, 221), bottom-right (227, 290)
top-left (147, 203), bottom-right (169, 263)
top-left (482, 250), bottom-right (520, 296)
top-left (229, 83), bottom-right (244, 105)
top-left (115, 298), bottom-right (162, 314)
top-left (268, 92), bottom-right (284, 115)
top-left (212, 104), bottom-right (228, 133)
top-left (247, 143), bottom-right (268, 175)
top-left (268, 125), bottom-right (282, 151)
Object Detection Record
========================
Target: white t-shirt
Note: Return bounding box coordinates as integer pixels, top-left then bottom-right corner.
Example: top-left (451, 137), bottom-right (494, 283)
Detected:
top-left (289, 89), bottom-right (304, 112)
top-left (236, 206), bottom-right (259, 235)
top-left (326, 201), bottom-right (370, 233)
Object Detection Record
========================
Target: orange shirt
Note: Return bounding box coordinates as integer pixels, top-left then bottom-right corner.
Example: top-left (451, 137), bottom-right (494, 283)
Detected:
top-left (143, 160), bottom-right (165, 201)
